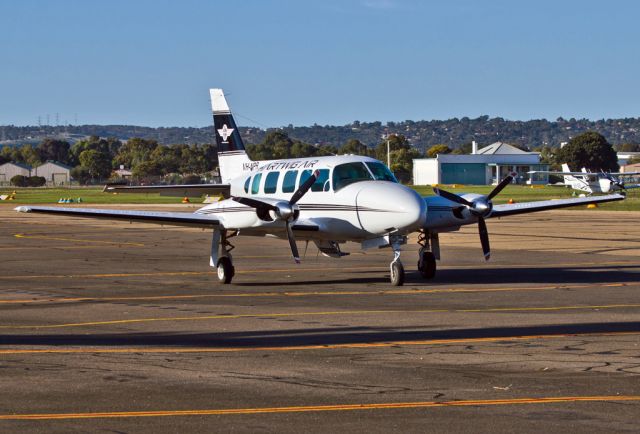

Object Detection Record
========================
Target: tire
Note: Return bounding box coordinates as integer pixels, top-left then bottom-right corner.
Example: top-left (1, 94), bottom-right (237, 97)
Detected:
top-left (216, 257), bottom-right (235, 284)
top-left (390, 261), bottom-right (405, 286)
top-left (418, 251), bottom-right (436, 279)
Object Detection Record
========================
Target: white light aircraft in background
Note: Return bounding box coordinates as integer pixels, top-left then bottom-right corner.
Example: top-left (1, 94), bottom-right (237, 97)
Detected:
top-left (16, 89), bottom-right (625, 286)
top-left (529, 164), bottom-right (640, 195)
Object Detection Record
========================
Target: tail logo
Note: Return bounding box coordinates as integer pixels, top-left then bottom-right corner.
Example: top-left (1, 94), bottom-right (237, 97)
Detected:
top-left (217, 124), bottom-right (234, 143)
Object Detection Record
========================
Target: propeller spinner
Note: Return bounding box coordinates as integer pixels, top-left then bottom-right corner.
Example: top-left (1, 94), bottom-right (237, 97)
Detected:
top-left (433, 173), bottom-right (515, 260)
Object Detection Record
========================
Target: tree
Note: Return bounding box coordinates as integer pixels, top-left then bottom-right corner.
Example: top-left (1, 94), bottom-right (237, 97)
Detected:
top-left (38, 139), bottom-right (70, 164)
top-left (340, 139), bottom-right (370, 156)
top-left (70, 166), bottom-right (91, 184)
top-left (114, 138), bottom-right (158, 168)
top-left (19, 144), bottom-right (42, 167)
top-left (375, 135), bottom-right (421, 183)
top-left (426, 144), bottom-right (452, 158)
top-left (79, 149), bottom-right (112, 181)
top-left (555, 132), bottom-right (618, 172)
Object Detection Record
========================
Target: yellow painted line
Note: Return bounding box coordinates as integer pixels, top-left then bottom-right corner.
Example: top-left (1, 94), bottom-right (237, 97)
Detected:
top-left (0, 331), bottom-right (639, 355)
top-left (14, 233), bottom-right (144, 247)
top-left (0, 281), bottom-right (634, 305)
top-left (2, 303), bottom-right (640, 329)
top-left (0, 396), bottom-right (638, 420)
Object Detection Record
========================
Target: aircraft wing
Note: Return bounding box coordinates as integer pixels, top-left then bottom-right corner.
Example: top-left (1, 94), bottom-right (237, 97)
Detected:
top-left (103, 183), bottom-right (231, 198)
top-left (527, 170), bottom-right (597, 177)
top-left (14, 206), bottom-right (220, 228)
top-left (490, 193), bottom-right (624, 218)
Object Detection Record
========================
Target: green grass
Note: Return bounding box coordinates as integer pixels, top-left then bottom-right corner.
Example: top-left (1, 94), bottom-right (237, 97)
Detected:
top-left (1, 185), bottom-right (639, 211)
top-left (0, 187), bottom-right (185, 204)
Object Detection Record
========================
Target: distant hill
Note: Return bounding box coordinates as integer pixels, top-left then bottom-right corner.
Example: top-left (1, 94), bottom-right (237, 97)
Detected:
top-left (2, 116), bottom-right (640, 151)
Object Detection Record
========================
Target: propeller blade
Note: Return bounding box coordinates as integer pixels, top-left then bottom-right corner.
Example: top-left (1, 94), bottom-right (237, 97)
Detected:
top-left (232, 196), bottom-right (278, 211)
top-left (432, 187), bottom-right (473, 207)
top-left (285, 221), bottom-right (300, 264)
top-left (487, 173), bottom-right (515, 200)
top-left (478, 217), bottom-right (491, 261)
top-left (290, 170), bottom-right (320, 205)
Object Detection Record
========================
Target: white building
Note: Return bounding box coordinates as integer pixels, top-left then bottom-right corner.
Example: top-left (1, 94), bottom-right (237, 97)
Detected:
top-left (413, 142), bottom-right (549, 186)
top-left (34, 161), bottom-right (72, 185)
top-left (0, 162), bottom-right (32, 185)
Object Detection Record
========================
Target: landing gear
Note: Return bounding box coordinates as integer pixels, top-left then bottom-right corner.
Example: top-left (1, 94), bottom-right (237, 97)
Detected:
top-left (211, 228), bottom-right (237, 284)
top-left (389, 234), bottom-right (406, 286)
top-left (216, 256), bottom-right (234, 284)
top-left (417, 229), bottom-right (439, 279)
top-left (418, 251), bottom-right (436, 279)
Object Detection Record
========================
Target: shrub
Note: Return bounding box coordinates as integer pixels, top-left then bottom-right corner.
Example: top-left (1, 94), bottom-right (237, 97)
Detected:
top-left (10, 175), bottom-right (28, 187)
top-left (27, 176), bottom-right (46, 187)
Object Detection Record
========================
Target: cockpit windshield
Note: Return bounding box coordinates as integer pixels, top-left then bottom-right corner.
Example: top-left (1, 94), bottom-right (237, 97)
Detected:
top-left (366, 162), bottom-right (398, 183)
top-left (332, 162), bottom-right (372, 191)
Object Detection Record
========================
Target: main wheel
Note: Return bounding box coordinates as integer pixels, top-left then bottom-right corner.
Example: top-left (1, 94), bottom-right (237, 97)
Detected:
top-left (390, 261), bottom-right (405, 286)
top-left (418, 251), bottom-right (436, 279)
top-left (216, 256), bottom-right (235, 284)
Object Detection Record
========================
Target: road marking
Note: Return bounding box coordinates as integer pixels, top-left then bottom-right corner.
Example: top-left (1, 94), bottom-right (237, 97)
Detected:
top-left (0, 396), bottom-right (638, 420)
top-left (0, 281), bottom-right (635, 305)
top-left (14, 233), bottom-right (144, 247)
top-left (2, 303), bottom-right (640, 329)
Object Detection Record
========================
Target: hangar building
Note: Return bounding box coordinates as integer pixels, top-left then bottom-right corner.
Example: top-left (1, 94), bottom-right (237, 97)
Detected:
top-left (413, 142), bottom-right (549, 185)
top-left (34, 161), bottom-right (72, 185)
top-left (0, 162), bottom-right (32, 185)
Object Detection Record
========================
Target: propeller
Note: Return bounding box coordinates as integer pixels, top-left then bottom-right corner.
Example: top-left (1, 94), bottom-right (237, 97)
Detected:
top-left (233, 170), bottom-right (319, 263)
top-left (602, 171), bottom-right (625, 190)
top-left (433, 172), bottom-right (515, 261)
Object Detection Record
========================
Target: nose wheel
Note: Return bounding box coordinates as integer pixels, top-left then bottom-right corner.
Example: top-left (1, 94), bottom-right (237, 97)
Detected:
top-left (389, 235), bottom-right (406, 286)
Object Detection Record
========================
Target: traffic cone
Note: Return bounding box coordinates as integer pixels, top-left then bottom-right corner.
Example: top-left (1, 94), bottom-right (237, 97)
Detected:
top-left (507, 198), bottom-right (515, 204)
top-left (182, 197), bottom-right (190, 203)
top-left (587, 203), bottom-right (598, 209)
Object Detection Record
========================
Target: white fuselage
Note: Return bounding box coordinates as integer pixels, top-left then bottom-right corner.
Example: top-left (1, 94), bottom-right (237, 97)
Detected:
top-left (195, 154), bottom-right (429, 242)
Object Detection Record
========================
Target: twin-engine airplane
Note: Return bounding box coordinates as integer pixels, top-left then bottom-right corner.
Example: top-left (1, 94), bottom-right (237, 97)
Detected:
top-left (15, 89), bottom-right (625, 286)
top-left (529, 164), bottom-right (640, 195)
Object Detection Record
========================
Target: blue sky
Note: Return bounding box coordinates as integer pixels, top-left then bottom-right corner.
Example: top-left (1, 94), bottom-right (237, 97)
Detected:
top-left (1, 0), bottom-right (639, 127)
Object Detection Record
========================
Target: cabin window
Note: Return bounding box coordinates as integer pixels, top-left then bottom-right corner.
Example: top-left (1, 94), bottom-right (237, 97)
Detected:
top-left (332, 162), bottom-right (373, 191)
top-left (311, 169), bottom-right (330, 192)
top-left (365, 162), bottom-right (398, 183)
top-left (251, 173), bottom-right (262, 195)
top-left (282, 170), bottom-right (297, 193)
top-left (264, 172), bottom-right (279, 194)
top-left (299, 170), bottom-right (312, 189)
top-left (244, 177), bottom-right (250, 193)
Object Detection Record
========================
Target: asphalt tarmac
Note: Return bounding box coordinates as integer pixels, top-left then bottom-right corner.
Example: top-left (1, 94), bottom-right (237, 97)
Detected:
top-left (0, 205), bottom-right (639, 433)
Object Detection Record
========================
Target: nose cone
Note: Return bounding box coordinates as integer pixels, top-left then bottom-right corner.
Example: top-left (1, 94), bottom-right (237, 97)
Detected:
top-left (356, 183), bottom-right (426, 235)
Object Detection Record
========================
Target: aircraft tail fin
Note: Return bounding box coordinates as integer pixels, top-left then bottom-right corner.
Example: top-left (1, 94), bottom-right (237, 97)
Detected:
top-left (561, 163), bottom-right (577, 185)
top-left (210, 88), bottom-right (252, 183)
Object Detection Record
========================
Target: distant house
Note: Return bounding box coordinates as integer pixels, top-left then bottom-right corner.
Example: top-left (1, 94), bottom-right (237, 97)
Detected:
top-left (113, 168), bottom-right (132, 180)
top-left (621, 163), bottom-right (640, 174)
top-left (0, 162), bottom-right (32, 185)
top-left (413, 142), bottom-right (549, 186)
top-left (34, 161), bottom-right (73, 185)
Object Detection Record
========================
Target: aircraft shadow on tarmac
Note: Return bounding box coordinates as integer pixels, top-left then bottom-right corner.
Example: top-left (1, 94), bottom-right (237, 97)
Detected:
top-left (235, 265), bottom-right (640, 286)
top-left (2, 322), bottom-right (639, 348)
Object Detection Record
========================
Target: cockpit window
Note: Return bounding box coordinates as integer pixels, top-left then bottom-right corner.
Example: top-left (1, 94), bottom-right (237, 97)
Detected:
top-left (311, 169), bottom-right (330, 192)
top-left (332, 162), bottom-right (373, 191)
top-left (366, 162), bottom-right (398, 183)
